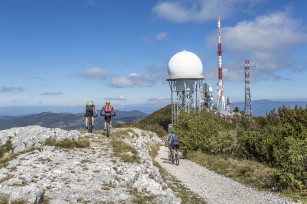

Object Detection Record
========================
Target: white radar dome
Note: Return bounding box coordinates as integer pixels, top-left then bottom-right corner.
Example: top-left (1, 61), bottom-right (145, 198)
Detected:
top-left (168, 50), bottom-right (203, 79)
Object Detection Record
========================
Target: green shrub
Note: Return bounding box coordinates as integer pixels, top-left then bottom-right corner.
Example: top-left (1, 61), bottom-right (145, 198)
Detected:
top-left (0, 139), bottom-right (14, 158)
top-left (174, 109), bottom-right (237, 155)
top-left (236, 106), bottom-right (307, 191)
top-left (274, 171), bottom-right (304, 191)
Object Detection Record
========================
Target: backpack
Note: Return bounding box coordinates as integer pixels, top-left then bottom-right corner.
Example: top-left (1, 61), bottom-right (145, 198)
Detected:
top-left (171, 134), bottom-right (179, 145)
top-left (105, 104), bottom-right (112, 113)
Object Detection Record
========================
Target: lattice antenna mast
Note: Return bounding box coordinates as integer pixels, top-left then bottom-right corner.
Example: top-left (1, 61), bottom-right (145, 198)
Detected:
top-left (244, 60), bottom-right (252, 115)
top-left (216, 16), bottom-right (226, 112)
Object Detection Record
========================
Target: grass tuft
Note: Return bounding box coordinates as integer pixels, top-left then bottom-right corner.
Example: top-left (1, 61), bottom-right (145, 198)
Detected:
top-left (129, 189), bottom-right (155, 204)
top-left (0, 139), bottom-right (14, 158)
top-left (0, 195), bottom-right (8, 204)
top-left (45, 137), bottom-right (90, 149)
top-left (111, 138), bottom-right (139, 163)
top-left (112, 129), bottom-right (136, 139)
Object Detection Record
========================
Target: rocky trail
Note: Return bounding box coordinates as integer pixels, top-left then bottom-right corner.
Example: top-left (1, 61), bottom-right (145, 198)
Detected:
top-left (155, 146), bottom-right (300, 204)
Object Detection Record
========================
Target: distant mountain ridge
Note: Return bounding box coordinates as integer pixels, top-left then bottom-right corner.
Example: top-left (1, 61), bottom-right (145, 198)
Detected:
top-left (232, 99), bottom-right (307, 116)
top-left (1, 100), bottom-right (306, 130)
top-left (0, 110), bottom-right (147, 131)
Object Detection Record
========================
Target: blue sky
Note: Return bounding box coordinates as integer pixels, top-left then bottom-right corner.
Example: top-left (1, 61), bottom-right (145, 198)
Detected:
top-left (1, 0), bottom-right (307, 113)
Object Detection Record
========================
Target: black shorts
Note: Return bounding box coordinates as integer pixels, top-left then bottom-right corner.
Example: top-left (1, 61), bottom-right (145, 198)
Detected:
top-left (171, 144), bottom-right (179, 150)
top-left (85, 106), bottom-right (94, 117)
top-left (104, 115), bottom-right (111, 122)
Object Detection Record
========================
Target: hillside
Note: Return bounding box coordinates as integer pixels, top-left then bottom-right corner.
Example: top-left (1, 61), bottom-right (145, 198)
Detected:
top-left (136, 104), bottom-right (171, 136)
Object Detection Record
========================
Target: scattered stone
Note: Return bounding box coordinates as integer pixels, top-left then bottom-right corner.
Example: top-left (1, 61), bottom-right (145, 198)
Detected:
top-left (0, 126), bottom-right (180, 203)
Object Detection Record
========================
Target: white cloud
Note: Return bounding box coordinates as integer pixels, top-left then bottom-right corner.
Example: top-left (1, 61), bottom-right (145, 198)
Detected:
top-left (109, 73), bottom-right (156, 88)
top-left (110, 77), bottom-right (133, 88)
top-left (141, 32), bottom-right (169, 45)
top-left (103, 96), bottom-right (127, 101)
top-left (207, 11), bottom-right (307, 81)
top-left (223, 11), bottom-right (307, 53)
top-left (147, 97), bottom-right (170, 102)
top-left (153, 0), bottom-right (253, 23)
top-left (155, 32), bottom-right (168, 41)
top-left (80, 67), bottom-right (109, 78)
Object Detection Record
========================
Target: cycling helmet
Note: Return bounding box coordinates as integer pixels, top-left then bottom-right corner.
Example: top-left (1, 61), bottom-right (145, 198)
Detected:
top-left (106, 100), bottom-right (110, 104)
top-left (87, 101), bottom-right (93, 106)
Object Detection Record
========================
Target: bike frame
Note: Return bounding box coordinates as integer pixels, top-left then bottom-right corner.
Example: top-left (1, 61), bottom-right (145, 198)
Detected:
top-left (88, 116), bottom-right (93, 133)
top-left (106, 118), bottom-right (111, 137)
top-left (170, 147), bottom-right (179, 165)
top-left (87, 111), bottom-right (97, 133)
top-left (103, 112), bottom-right (115, 137)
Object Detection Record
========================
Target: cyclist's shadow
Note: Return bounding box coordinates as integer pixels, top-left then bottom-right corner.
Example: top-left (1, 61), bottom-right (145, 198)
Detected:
top-left (161, 157), bottom-right (173, 164)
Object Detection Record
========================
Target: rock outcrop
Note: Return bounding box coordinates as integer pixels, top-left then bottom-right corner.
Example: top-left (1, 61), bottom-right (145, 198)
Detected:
top-left (0, 126), bottom-right (180, 204)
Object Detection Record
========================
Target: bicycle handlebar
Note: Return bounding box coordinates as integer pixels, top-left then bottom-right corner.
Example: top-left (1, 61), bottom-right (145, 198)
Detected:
top-left (100, 112), bottom-right (116, 116)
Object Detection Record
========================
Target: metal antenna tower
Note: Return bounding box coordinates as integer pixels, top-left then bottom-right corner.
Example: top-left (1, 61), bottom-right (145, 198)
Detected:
top-left (244, 60), bottom-right (252, 115)
top-left (168, 79), bottom-right (203, 123)
top-left (216, 16), bottom-right (226, 113)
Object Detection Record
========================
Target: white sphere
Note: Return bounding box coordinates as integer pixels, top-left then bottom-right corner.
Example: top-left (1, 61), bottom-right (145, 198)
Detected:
top-left (168, 50), bottom-right (203, 79)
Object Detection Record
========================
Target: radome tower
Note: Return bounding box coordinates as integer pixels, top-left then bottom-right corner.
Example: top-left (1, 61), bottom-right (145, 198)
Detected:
top-left (167, 50), bottom-right (204, 123)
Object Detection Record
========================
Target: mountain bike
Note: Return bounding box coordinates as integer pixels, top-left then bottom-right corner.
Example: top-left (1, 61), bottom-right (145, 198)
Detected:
top-left (87, 113), bottom-right (97, 133)
top-left (171, 144), bottom-right (179, 166)
top-left (102, 113), bottom-right (115, 137)
top-left (174, 149), bottom-right (179, 166)
top-left (105, 117), bottom-right (111, 137)
top-left (168, 147), bottom-right (172, 161)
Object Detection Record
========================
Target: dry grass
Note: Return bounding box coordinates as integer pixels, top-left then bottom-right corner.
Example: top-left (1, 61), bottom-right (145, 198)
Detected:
top-left (112, 128), bottom-right (136, 139)
top-left (45, 137), bottom-right (90, 149)
top-left (129, 189), bottom-right (155, 204)
top-left (0, 196), bottom-right (28, 204)
top-left (188, 151), bottom-right (276, 190)
top-left (0, 149), bottom-right (35, 168)
top-left (187, 151), bottom-right (307, 203)
top-left (111, 138), bottom-right (140, 163)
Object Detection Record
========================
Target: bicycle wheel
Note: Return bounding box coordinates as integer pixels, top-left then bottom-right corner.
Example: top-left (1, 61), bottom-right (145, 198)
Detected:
top-left (88, 119), bottom-right (92, 133)
top-left (106, 123), bottom-right (110, 137)
top-left (168, 149), bottom-right (171, 161)
top-left (171, 151), bottom-right (174, 164)
top-left (175, 152), bottom-right (179, 166)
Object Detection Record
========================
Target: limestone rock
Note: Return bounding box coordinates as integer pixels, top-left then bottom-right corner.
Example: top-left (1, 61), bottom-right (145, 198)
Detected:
top-left (0, 126), bottom-right (180, 204)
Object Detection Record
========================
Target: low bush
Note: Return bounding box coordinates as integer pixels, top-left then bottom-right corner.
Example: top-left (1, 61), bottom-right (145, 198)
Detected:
top-left (0, 138), bottom-right (14, 158)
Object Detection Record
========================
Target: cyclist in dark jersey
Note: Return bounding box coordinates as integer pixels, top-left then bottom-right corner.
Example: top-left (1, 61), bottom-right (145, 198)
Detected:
top-left (84, 101), bottom-right (97, 129)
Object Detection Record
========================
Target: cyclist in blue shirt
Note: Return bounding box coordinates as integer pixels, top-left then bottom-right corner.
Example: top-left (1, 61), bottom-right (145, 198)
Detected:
top-left (168, 132), bottom-right (180, 162)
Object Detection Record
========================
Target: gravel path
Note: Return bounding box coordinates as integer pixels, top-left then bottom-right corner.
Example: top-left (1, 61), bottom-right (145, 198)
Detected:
top-left (155, 145), bottom-right (300, 204)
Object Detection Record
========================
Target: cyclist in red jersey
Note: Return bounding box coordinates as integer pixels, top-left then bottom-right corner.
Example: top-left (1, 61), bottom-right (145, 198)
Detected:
top-left (100, 100), bottom-right (116, 131)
